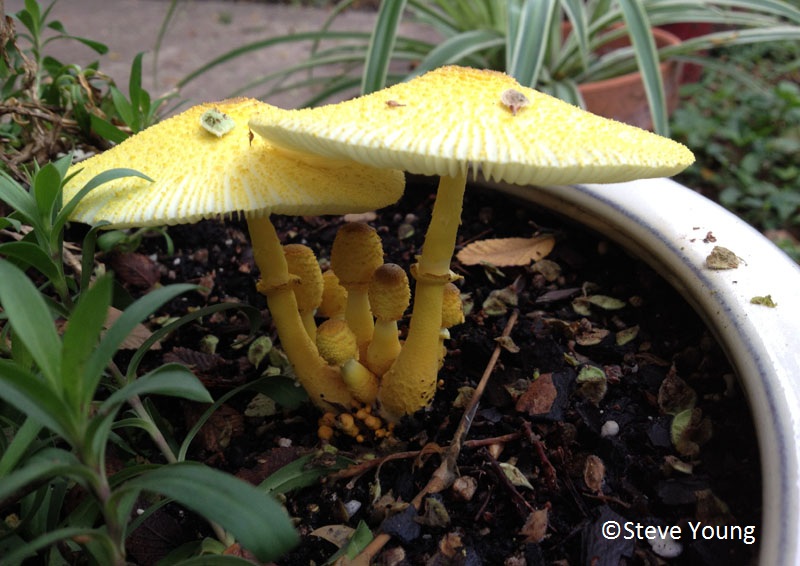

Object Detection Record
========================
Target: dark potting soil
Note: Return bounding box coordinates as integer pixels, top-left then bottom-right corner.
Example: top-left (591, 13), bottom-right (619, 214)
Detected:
top-left (111, 176), bottom-right (761, 566)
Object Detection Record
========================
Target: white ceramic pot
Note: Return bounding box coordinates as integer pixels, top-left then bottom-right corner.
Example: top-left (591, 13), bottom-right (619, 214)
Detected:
top-left (485, 177), bottom-right (800, 566)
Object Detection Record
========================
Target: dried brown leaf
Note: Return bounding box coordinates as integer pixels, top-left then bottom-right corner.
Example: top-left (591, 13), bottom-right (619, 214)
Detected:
top-left (456, 234), bottom-right (555, 266)
top-left (104, 307), bottom-right (160, 350)
top-left (515, 373), bottom-right (557, 416)
top-left (520, 507), bottom-right (549, 544)
top-left (109, 252), bottom-right (161, 289)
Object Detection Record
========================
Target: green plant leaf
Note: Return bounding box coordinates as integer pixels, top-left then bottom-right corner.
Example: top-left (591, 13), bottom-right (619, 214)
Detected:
top-left (618, 0), bottom-right (667, 134)
top-left (32, 161), bottom-right (63, 225)
top-left (89, 114), bottom-right (129, 144)
top-left (61, 274), bottom-right (113, 410)
top-left (83, 283), bottom-right (198, 395)
top-left (0, 526), bottom-right (107, 565)
top-left (361, 0), bottom-right (408, 94)
top-left (118, 462), bottom-right (299, 562)
top-left (411, 29), bottom-right (503, 76)
top-left (0, 241), bottom-right (63, 285)
top-left (100, 364), bottom-right (212, 413)
top-left (0, 448), bottom-right (90, 501)
top-left (0, 171), bottom-right (41, 230)
top-left (0, 260), bottom-right (62, 389)
top-left (0, 360), bottom-right (75, 441)
top-left (55, 167), bottom-right (151, 237)
top-left (260, 452), bottom-right (352, 496)
top-left (0, 417), bottom-right (43, 476)
top-left (508, 0), bottom-right (557, 87)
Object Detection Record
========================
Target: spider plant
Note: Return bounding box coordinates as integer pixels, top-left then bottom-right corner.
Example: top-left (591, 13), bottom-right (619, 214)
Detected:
top-left (178, 0), bottom-right (800, 136)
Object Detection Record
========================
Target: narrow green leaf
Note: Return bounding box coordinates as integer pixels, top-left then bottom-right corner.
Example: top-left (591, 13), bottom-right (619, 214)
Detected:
top-left (0, 417), bottom-right (43, 476)
top-left (560, 0), bottom-right (589, 70)
top-left (177, 31), bottom-right (371, 90)
top-left (0, 527), bottom-right (107, 565)
top-left (260, 452), bottom-right (352, 495)
top-left (508, 0), bottom-right (557, 86)
top-left (0, 172), bottom-right (41, 229)
top-left (0, 448), bottom-right (89, 502)
top-left (411, 30), bottom-right (503, 76)
top-left (129, 52), bottom-right (145, 118)
top-left (0, 260), bottom-right (62, 389)
top-left (110, 85), bottom-right (134, 127)
top-left (31, 163), bottom-right (61, 224)
top-left (61, 274), bottom-right (113, 410)
top-left (89, 114), bottom-right (129, 144)
top-left (618, 0), bottom-right (667, 134)
top-left (120, 463), bottom-right (299, 562)
top-left (0, 360), bottom-right (75, 441)
top-left (55, 168), bottom-right (151, 237)
top-left (83, 284), bottom-right (197, 393)
top-left (361, 0), bottom-right (408, 94)
top-left (100, 364), bottom-right (212, 413)
top-left (0, 241), bottom-right (63, 285)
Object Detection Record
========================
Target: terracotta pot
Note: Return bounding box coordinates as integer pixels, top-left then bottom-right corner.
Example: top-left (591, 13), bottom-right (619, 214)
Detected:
top-left (482, 176), bottom-right (800, 566)
top-left (576, 27), bottom-right (683, 130)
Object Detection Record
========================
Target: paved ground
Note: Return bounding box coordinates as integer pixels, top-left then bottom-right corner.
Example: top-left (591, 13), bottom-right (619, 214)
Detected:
top-left (5, 0), bottom-right (434, 112)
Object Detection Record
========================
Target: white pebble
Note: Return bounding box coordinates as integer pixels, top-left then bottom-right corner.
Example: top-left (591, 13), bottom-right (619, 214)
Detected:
top-left (600, 420), bottom-right (620, 437)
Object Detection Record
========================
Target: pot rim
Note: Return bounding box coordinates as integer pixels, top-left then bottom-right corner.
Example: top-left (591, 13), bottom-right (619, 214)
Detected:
top-left (480, 176), bottom-right (800, 566)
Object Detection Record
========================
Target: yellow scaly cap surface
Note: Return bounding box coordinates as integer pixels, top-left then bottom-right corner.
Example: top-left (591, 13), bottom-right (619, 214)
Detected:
top-left (64, 98), bottom-right (405, 228)
top-left (249, 66), bottom-right (694, 185)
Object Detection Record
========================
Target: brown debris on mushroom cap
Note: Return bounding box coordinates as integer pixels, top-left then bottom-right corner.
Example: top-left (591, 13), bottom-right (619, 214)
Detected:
top-left (249, 66), bottom-right (694, 186)
top-left (64, 98), bottom-right (405, 228)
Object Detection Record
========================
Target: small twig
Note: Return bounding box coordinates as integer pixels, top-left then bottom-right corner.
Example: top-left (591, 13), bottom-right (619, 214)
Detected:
top-left (480, 447), bottom-right (535, 517)
top-left (522, 420), bottom-right (558, 490)
top-left (350, 310), bottom-right (520, 565)
top-left (328, 432), bottom-right (522, 482)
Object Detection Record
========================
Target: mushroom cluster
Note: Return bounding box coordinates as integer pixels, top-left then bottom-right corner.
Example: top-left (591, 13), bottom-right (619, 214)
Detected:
top-left (249, 65), bottom-right (694, 421)
top-left (65, 65), bottom-right (693, 438)
top-left (63, 98), bottom-right (406, 418)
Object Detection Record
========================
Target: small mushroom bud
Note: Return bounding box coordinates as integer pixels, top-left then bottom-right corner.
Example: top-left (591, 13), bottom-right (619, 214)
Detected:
top-left (316, 319), bottom-right (358, 367)
top-left (284, 243), bottom-right (323, 341)
top-left (316, 319), bottom-right (378, 404)
top-left (439, 282), bottom-right (465, 367)
top-left (331, 223), bottom-right (384, 359)
top-left (366, 263), bottom-right (410, 376)
top-left (318, 270), bottom-right (348, 320)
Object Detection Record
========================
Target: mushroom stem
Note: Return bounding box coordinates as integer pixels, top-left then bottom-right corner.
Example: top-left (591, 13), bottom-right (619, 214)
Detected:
top-left (248, 216), bottom-right (354, 411)
top-left (378, 174), bottom-right (467, 419)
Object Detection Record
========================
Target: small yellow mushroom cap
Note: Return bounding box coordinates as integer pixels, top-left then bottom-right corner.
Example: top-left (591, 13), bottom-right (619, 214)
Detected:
top-left (316, 319), bottom-right (358, 366)
top-left (368, 263), bottom-right (410, 321)
top-left (249, 66), bottom-right (694, 185)
top-left (284, 243), bottom-right (323, 312)
top-left (318, 270), bottom-right (348, 319)
top-left (331, 223), bottom-right (384, 289)
top-left (441, 282), bottom-right (465, 329)
top-left (64, 98), bottom-right (406, 228)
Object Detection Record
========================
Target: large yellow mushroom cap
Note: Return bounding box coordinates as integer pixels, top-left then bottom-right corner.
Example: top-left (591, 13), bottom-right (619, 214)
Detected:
top-left (249, 66), bottom-right (693, 185)
top-left (64, 98), bottom-right (405, 228)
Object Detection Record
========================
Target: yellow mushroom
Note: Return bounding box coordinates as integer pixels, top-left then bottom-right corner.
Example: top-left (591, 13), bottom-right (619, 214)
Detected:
top-left (330, 222), bottom-right (384, 359)
top-left (249, 66), bottom-right (694, 420)
top-left (366, 263), bottom-right (410, 376)
top-left (316, 319), bottom-right (379, 404)
top-left (63, 98), bottom-right (404, 413)
top-left (438, 282), bottom-right (465, 368)
top-left (284, 243), bottom-right (324, 341)
top-left (318, 270), bottom-right (348, 320)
